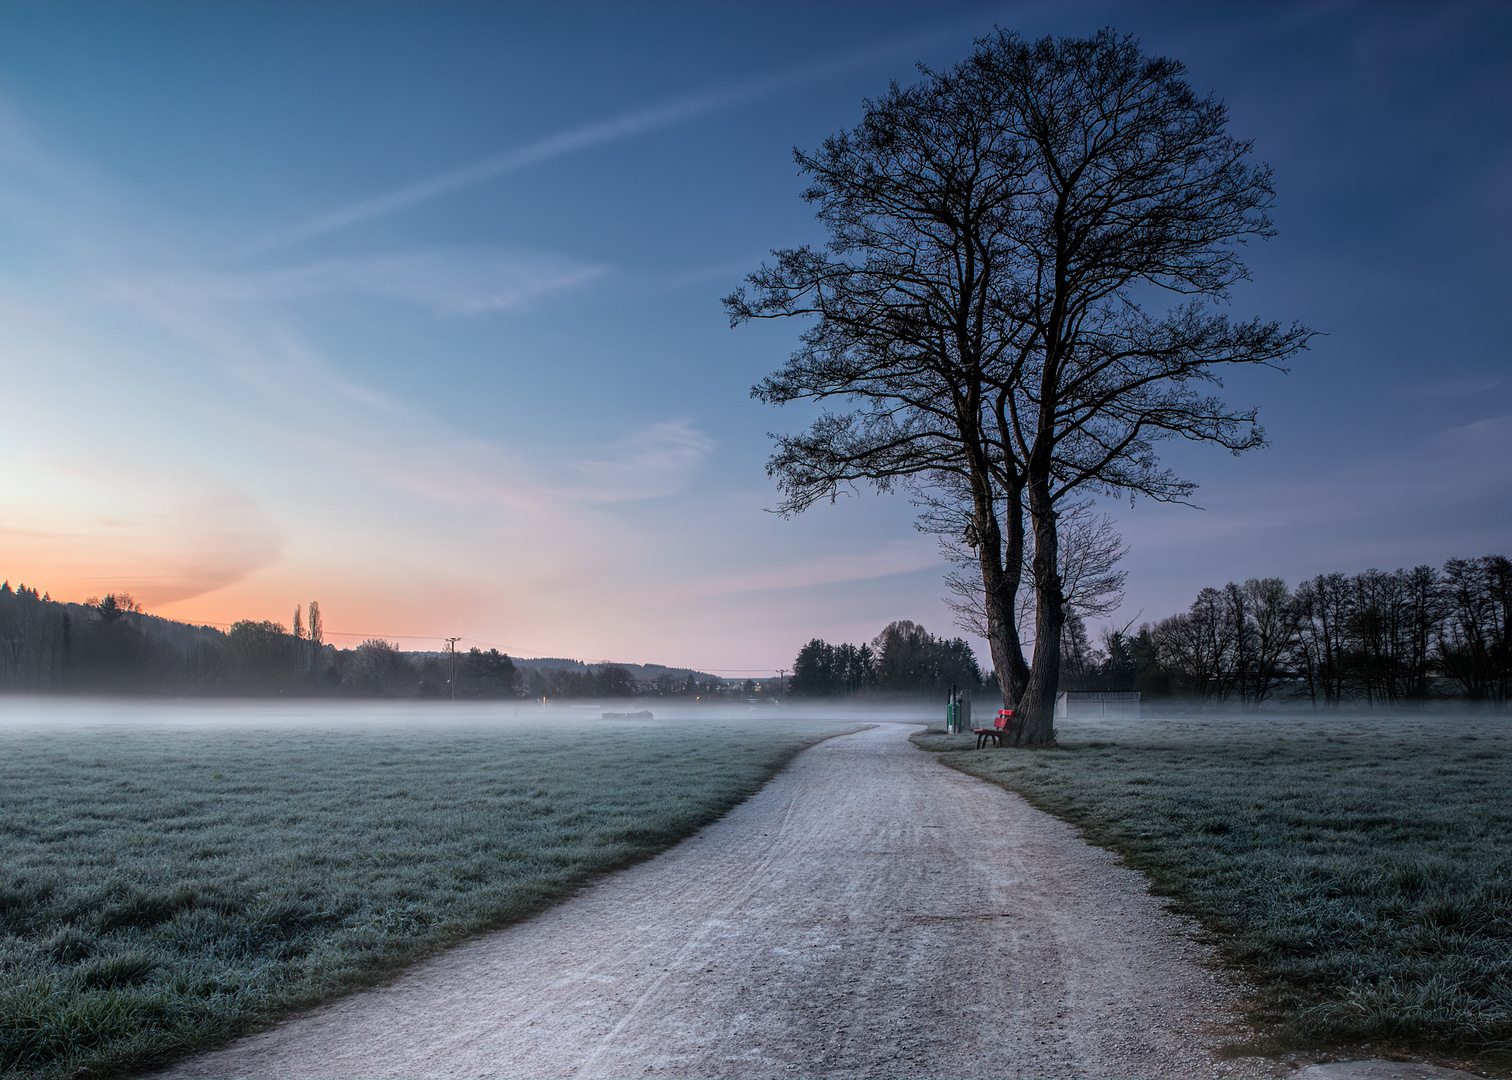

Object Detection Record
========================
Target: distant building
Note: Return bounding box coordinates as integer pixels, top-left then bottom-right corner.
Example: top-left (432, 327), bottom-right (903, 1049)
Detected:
top-left (1054, 691), bottom-right (1141, 719)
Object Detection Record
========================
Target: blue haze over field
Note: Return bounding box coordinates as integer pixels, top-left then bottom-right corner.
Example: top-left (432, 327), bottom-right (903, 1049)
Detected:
top-left (0, 2), bottom-right (1506, 671)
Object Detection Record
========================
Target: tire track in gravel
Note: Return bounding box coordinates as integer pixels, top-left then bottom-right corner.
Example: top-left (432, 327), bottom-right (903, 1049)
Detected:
top-left (158, 722), bottom-right (1285, 1079)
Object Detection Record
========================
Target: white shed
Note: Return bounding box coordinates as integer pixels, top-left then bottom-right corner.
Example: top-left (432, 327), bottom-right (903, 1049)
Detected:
top-left (1054, 691), bottom-right (1141, 718)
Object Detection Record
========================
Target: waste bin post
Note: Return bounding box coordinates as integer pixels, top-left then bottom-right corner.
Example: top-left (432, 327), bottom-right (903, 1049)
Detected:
top-left (945, 684), bottom-right (963, 734)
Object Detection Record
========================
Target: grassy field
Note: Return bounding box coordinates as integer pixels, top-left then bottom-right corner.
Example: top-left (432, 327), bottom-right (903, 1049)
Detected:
top-left (0, 703), bottom-right (849, 1079)
top-left (915, 711), bottom-right (1512, 1061)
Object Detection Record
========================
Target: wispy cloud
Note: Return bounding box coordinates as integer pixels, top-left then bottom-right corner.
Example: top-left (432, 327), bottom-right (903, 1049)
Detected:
top-left (339, 420), bottom-right (715, 514)
top-left (699, 537), bottom-right (941, 596)
top-left (119, 248), bottom-right (609, 317)
top-left (243, 21), bottom-right (980, 255)
top-left (561, 421), bottom-right (715, 503)
top-left (1406, 376), bottom-right (1507, 399)
top-left (0, 464), bottom-right (282, 608)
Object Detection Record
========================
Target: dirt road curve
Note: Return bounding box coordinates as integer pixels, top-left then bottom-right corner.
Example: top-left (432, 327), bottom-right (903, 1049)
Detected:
top-left (160, 723), bottom-right (1284, 1079)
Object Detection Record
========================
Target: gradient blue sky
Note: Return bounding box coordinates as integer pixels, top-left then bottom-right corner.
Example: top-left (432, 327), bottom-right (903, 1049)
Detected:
top-left (0, 2), bottom-right (1507, 672)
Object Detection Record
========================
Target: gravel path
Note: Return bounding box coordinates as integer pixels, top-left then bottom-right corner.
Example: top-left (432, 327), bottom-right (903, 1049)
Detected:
top-left (159, 723), bottom-right (1286, 1079)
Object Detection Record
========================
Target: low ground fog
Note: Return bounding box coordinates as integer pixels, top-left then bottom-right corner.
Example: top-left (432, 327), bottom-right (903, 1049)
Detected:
top-left (0, 700), bottom-right (860, 1079)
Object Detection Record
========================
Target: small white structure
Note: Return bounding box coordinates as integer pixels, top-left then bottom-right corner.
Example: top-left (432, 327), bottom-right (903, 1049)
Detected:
top-left (1054, 691), bottom-right (1141, 719)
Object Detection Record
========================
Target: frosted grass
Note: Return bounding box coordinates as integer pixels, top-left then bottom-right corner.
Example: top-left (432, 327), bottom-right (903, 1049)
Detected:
top-left (0, 702), bottom-right (852, 1078)
top-left (916, 711), bottom-right (1512, 1058)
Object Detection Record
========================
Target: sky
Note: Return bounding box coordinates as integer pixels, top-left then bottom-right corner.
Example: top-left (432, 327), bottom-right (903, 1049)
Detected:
top-left (0, 1), bottom-right (1507, 673)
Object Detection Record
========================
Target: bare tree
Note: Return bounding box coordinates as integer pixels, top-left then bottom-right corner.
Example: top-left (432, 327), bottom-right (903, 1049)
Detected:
top-left (1045, 504), bottom-right (1127, 625)
top-left (1400, 565), bottom-right (1445, 700)
top-left (726, 50), bottom-right (1038, 704)
top-left (1150, 578), bottom-right (1294, 705)
top-left (1243, 578), bottom-right (1297, 704)
top-left (934, 499), bottom-right (1125, 653)
top-left (1442, 556), bottom-right (1512, 702)
top-left (1292, 573), bottom-right (1352, 705)
top-left (1153, 587), bottom-right (1237, 702)
top-left (978, 32), bottom-right (1312, 741)
top-left (729, 28), bottom-right (1311, 744)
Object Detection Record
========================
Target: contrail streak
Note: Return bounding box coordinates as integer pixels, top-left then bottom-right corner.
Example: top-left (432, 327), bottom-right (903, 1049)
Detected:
top-left (243, 22), bottom-right (979, 255)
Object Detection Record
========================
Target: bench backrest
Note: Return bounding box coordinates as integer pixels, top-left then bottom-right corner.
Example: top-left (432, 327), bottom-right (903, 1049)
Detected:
top-left (995, 709), bottom-right (1013, 729)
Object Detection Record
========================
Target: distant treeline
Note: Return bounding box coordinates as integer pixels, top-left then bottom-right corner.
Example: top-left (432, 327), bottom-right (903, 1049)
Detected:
top-left (504, 662), bottom-right (732, 701)
top-left (789, 620), bottom-right (984, 696)
top-left (1064, 555), bottom-right (1510, 705)
top-left (0, 585), bottom-right (734, 699)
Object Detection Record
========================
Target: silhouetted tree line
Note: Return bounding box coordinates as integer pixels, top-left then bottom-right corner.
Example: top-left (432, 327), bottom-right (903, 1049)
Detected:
top-left (1066, 555), bottom-right (1511, 706)
top-left (329, 650), bottom-right (705, 700)
top-left (641, 670), bottom-right (735, 697)
top-left (0, 584), bottom-right (737, 700)
top-left (514, 663), bottom-right (632, 700)
top-left (0, 586), bottom-right (220, 695)
top-left (0, 586), bottom-right (359, 696)
top-left (790, 620), bottom-right (984, 696)
top-left (0, 588), bottom-right (449, 698)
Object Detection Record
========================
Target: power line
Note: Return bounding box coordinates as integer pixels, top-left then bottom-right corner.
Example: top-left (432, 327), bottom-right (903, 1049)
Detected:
top-left (444, 638), bottom-right (461, 703)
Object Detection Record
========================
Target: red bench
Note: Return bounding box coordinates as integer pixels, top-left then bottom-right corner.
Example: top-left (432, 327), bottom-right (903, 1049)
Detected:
top-left (973, 709), bottom-right (1015, 749)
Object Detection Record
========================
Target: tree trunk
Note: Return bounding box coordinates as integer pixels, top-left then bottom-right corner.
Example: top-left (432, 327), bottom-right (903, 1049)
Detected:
top-left (1016, 495), bottom-right (1062, 747)
top-left (975, 485), bottom-right (1031, 709)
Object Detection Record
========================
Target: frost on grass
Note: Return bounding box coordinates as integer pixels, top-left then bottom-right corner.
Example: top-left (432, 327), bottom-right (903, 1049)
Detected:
top-left (917, 712), bottom-right (1512, 1055)
top-left (0, 713), bottom-right (844, 1079)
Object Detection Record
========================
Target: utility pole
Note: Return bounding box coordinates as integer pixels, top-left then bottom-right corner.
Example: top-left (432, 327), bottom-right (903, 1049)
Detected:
top-left (444, 637), bottom-right (461, 702)
top-left (778, 668), bottom-right (786, 701)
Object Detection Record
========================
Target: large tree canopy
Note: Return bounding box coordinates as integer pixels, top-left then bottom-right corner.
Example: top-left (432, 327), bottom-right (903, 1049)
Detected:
top-left (727, 28), bottom-right (1312, 745)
